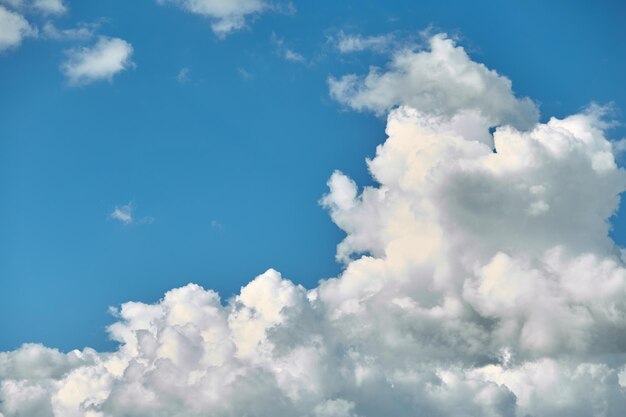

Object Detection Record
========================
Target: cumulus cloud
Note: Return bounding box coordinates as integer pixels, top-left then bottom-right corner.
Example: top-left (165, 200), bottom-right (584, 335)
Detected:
top-left (3, 33), bottom-right (626, 416)
top-left (0, 5), bottom-right (36, 53)
top-left (60, 36), bottom-right (134, 86)
top-left (329, 33), bottom-right (539, 147)
top-left (1, 0), bottom-right (66, 15)
top-left (157, 0), bottom-right (271, 37)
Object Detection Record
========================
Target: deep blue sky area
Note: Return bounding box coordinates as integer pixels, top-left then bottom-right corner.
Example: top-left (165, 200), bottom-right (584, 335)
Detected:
top-left (1, 0), bottom-right (625, 352)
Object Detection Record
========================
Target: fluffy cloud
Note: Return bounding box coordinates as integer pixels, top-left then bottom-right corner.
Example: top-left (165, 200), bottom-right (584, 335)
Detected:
top-left (1, 0), bottom-right (66, 15)
top-left (0, 5), bottom-right (36, 52)
top-left (329, 33), bottom-right (539, 147)
top-left (60, 37), bottom-right (134, 85)
top-left (3, 33), bottom-right (626, 416)
top-left (157, 0), bottom-right (270, 37)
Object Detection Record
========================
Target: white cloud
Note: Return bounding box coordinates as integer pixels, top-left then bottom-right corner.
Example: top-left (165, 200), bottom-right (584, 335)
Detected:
top-left (42, 21), bottom-right (98, 41)
top-left (237, 67), bottom-right (253, 80)
top-left (3, 32), bottom-right (626, 417)
top-left (334, 31), bottom-right (393, 53)
top-left (284, 48), bottom-right (304, 62)
top-left (31, 0), bottom-right (65, 15)
top-left (328, 33), bottom-right (539, 143)
top-left (271, 32), bottom-right (305, 63)
top-left (157, 0), bottom-right (269, 37)
top-left (110, 204), bottom-right (133, 225)
top-left (176, 67), bottom-right (190, 84)
top-left (60, 36), bottom-right (134, 86)
top-left (110, 203), bottom-right (154, 226)
top-left (0, 5), bottom-right (36, 53)
top-left (1, 0), bottom-right (66, 15)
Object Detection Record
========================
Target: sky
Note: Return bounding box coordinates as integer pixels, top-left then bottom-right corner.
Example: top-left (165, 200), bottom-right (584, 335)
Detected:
top-left (2, 1), bottom-right (626, 416)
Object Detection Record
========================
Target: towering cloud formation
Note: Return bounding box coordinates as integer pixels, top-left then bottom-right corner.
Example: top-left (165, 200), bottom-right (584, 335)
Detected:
top-left (3, 34), bottom-right (626, 417)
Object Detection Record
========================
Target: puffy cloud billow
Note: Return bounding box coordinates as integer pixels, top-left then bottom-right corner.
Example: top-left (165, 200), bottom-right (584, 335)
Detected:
top-left (3, 33), bottom-right (626, 416)
top-left (329, 34), bottom-right (539, 148)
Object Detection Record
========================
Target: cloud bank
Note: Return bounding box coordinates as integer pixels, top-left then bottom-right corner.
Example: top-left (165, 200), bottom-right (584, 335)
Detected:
top-left (3, 33), bottom-right (626, 417)
top-left (60, 36), bottom-right (134, 86)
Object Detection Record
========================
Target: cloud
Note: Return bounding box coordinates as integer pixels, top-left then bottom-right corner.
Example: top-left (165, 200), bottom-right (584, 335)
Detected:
top-left (110, 203), bottom-right (154, 226)
top-left (157, 0), bottom-right (270, 37)
top-left (328, 33), bottom-right (539, 147)
top-left (32, 0), bottom-right (65, 14)
top-left (237, 67), bottom-right (253, 80)
top-left (60, 36), bottom-right (134, 86)
top-left (3, 32), bottom-right (626, 416)
top-left (110, 204), bottom-right (133, 225)
top-left (0, 5), bottom-right (36, 53)
top-left (333, 31), bottom-right (393, 53)
top-left (176, 67), bottom-right (190, 84)
top-left (42, 21), bottom-right (98, 41)
top-left (271, 32), bottom-right (305, 63)
top-left (1, 0), bottom-right (66, 15)
top-left (284, 49), bottom-right (304, 62)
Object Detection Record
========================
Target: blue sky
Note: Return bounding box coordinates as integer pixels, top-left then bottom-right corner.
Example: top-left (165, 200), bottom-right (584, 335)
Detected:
top-left (2, 0), bottom-right (626, 357)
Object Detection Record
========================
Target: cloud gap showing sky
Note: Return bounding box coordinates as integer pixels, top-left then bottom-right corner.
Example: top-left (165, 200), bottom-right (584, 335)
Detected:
top-left (2, 32), bottom-right (626, 417)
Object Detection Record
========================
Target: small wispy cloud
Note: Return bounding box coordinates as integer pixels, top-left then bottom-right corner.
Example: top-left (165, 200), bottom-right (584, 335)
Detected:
top-left (284, 49), bottom-right (304, 62)
top-left (110, 203), bottom-right (133, 225)
top-left (176, 67), bottom-right (189, 84)
top-left (110, 203), bottom-right (154, 226)
top-left (333, 31), bottom-right (394, 53)
top-left (237, 67), bottom-right (253, 80)
top-left (271, 32), bottom-right (306, 64)
top-left (42, 20), bottom-right (98, 41)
